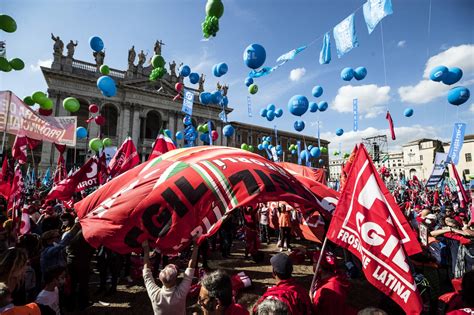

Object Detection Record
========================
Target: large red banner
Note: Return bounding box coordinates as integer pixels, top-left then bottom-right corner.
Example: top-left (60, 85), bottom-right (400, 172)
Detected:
top-left (0, 91), bottom-right (77, 146)
top-left (75, 146), bottom-right (322, 254)
top-left (327, 144), bottom-right (422, 314)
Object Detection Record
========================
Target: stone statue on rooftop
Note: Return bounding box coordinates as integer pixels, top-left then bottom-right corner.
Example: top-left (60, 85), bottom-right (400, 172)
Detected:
top-left (51, 33), bottom-right (64, 55)
top-left (93, 50), bottom-right (105, 68)
top-left (199, 74), bottom-right (205, 92)
top-left (169, 60), bottom-right (176, 77)
top-left (137, 50), bottom-right (147, 67)
top-left (154, 40), bottom-right (165, 55)
top-left (128, 45), bottom-right (136, 66)
top-left (66, 40), bottom-right (78, 58)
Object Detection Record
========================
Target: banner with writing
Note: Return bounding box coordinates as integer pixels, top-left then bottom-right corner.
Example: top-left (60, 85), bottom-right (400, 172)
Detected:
top-left (353, 98), bottom-right (358, 131)
top-left (446, 123), bottom-right (466, 165)
top-left (181, 89), bottom-right (194, 116)
top-left (426, 152), bottom-right (448, 187)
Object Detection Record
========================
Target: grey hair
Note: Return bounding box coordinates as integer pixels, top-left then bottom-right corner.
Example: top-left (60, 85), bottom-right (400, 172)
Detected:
top-left (357, 307), bottom-right (388, 315)
top-left (257, 298), bottom-right (289, 315)
top-left (201, 270), bottom-right (233, 308)
top-left (159, 264), bottom-right (178, 286)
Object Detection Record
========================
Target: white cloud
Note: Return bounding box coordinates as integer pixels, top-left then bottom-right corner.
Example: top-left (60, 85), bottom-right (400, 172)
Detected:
top-left (332, 84), bottom-right (391, 118)
top-left (30, 59), bottom-right (52, 72)
top-left (324, 125), bottom-right (440, 155)
top-left (289, 67), bottom-right (306, 81)
top-left (399, 44), bottom-right (474, 104)
top-left (397, 40), bottom-right (406, 48)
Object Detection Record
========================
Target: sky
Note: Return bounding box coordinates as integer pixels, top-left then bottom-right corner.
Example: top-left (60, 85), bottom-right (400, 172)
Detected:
top-left (2, 0), bottom-right (473, 155)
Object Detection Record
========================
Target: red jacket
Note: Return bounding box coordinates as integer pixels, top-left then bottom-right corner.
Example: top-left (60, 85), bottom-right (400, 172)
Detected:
top-left (252, 278), bottom-right (312, 315)
top-left (226, 303), bottom-right (249, 315)
top-left (312, 274), bottom-right (357, 315)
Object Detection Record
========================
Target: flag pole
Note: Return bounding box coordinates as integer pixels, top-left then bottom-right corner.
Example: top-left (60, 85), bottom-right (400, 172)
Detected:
top-left (1, 91), bottom-right (12, 163)
top-left (310, 235), bottom-right (329, 297)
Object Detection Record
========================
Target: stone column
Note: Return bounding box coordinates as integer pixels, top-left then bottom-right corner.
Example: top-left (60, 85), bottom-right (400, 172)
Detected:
top-left (168, 111), bottom-right (176, 135)
top-left (120, 103), bottom-right (131, 143)
top-left (131, 105), bottom-right (141, 146)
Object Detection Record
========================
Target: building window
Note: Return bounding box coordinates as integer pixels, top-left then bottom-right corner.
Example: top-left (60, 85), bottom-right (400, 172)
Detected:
top-left (101, 104), bottom-right (118, 137)
top-left (466, 153), bottom-right (472, 162)
top-left (237, 134), bottom-right (241, 143)
top-left (248, 135), bottom-right (252, 144)
top-left (420, 155), bottom-right (423, 161)
top-left (398, 163), bottom-right (401, 166)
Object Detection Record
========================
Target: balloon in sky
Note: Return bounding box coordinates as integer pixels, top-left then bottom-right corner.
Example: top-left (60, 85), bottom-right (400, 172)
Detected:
top-left (310, 147), bottom-right (321, 158)
top-left (95, 115), bottom-right (106, 126)
top-left (164, 129), bottom-right (172, 138)
top-left (76, 127), bottom-right (88, 139)
top-left (258, 144), bottom-right (263, 151)
top-left (447, 86), bottom-right (470, 106)
top-left (429, 65), bottom-right (448, 82)
top-left (262, 141), bottom-right (269, 149)
top-left (241, 143), bottom-right (249, 151)
top-left (89, 104), bottom-right (99, 113)
top-left (183, 115), bottom-right (192, 126)
top-left (341, 67), bottom-right (354, 81)
top-left (32, 91), bottom-right (46, 104)
top-left (0, 15), bottom-right (17, 33)
top-left (266, 110), bottom-right (275, 121)
top-left (63, 97), bottom-right (80, 112)
top-left (294, 120), bottom-right (305, 132)
top-left (288, 95), bottom-right (309, 116)
top-left (321, 147), bottom-right (328, 154)
top-left (245, 77), bottom-right (254, 87)
top-left (275, 108), bottom-right (283, 117)
top-left (176, 131), bottom-right (184, 140)
top-left (211, 130), bottom-right (219, 141)
top-left (223, 124), bottom-right (235, 137)
top-left (442, 67), bottom-right (463, 85)
top-left (309, 102), bottom-right (318, 113)
top-left (317, 101), bottom-right (328, 112)
top-left (212, 64), bottom-right (221, 77)
top-left (0, 57), bottom-right (12, 72)
top-left (9, 58), bottom-right (24, 71)
top-left (89, 36), bottom-right (104, 52)
top-left (199, 92), bottom-right (212, 104)
top-left (103, 138), bottom-right (113, 147)
top-left (23, 96), bottom-right (35, 106)
top-left (97, 76), bottom-right (116, 97)
top-left (89, 138), bottom-right (103, 152)
top-left (353, 67), bottom-right (367, 80)
top-left (189, 72), bottom-right (200, 84)
top-left (180, 65), bottom-right (191, 77)
top-left (336, 128), bottom-right (344, 136)
top-left (403, 108), bottom-right (414, 117)
top-left (300, 150), bottom-right (308, 160)
top-left (40, 98), bottom-right (53, 110)
top-left (260, 108), bottom-right (268, 117)
top-left (267, 103), bottom-right (276, 111)
top-left (312, 86), bottom-right (323, 98)
top-left (152, 55), bottom-right (166, 68)
top-left (216, 62), bottom-right (228, 76)
top-left (243, 44), bottom-right (266, 69)
top-left (206, 0), bottom-right (224, 18)
top-left (211, 90), bottom-right (223, 104)
top-left (100, 65), bottom-right (110, 75)
top-left (249, 84), bottom-right (258, 94)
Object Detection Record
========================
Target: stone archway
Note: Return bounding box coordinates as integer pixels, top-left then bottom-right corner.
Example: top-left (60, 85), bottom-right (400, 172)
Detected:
top-left (409, 168), bottom-right (417, 179)
top-left (101, 104), bottom-right (119, 137)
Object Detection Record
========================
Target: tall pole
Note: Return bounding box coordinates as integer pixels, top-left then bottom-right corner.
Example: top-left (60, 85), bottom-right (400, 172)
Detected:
top-left (1, 91), bottom-right (12, 162)
top-left (310, 236), bottom-right (329, 297)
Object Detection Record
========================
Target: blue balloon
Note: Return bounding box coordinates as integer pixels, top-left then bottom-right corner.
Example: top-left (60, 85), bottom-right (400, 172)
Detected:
top-left (291, 149), bottom-right (296, 155)
top-left (447, 86), bottom-right (470, 106)
top-left (267, 103), bottom-right (276, 111)
top-left (275, 108), bottom-right (283, 117)
top-left (211, 90), bottom-right (223, 104)
top-left (200, 132), bottom-right (210, 143)
top-left (266, 110), bottom-right (275, 121)
top-left (276, 145), bottom-right (282, 151)
top-left (258, 143), bottom-right (263, 151)
top-left (318, 101), bottom-right (328, 112)
top-left (288, 95), bottom-right (309, 116)
top-left (89, 36), bottom-right (104, 52)
top-left (260, 108), bottom-right (268, 117)
top-left (268, 144), bottom-right (274, 150)
top-left (97, 76), bottom-right (116, 97)
top-left (294, 120), bottom-right (305, 132)
top-left (199, 92), bottom-right (212, 105)
top-left (76, 127), bottom-right (87, 139)
top-left (354, 67), bottom-right (367, 80)
top-left (189, 72), bottom-right (200, 84)
top-left (312, 86), bottom-right (323, 98)
top-left (217, 63), bottom-right (228, 76)
top-left (336, 128), bottom-right (344, 136)
top-left (308, 145), bottom-right (313, 151)
top-left (180, 65), bottom-right (191, 77)
top-left (300, 150), bottom-right (308, 160)
top-left (164, 129), bottom-right (172, 138)
top-left (341, 67), bottom-right (354, 81)
top-left (318, 159), bottom-right (324, 164)
top-left (429, 65), bottom-right (448, 82)
top-left (310, 147), bottom-right (321, 158)
top-left (262, 141), bottom-right (269, 149)
top-left (442, 67), bottom-right (463, 85)
top-left (404, 108), bottom-right (414, 117)
top-left (183, 115), bottom-right (192, 126)
top-left (243, 44), bottom-right (266, 69)
top-left (223, 124), bottom-right (235, 137)
top-left (309, 102), bottom-right (318, 113)
top-left (176, 131), bottom-right (184, 140)
top-left (212, 64), bottom-right (221, 77)
top-left (221, 96), bottom-right (229, 107)
top-left (245, 77), bottom-right (254, 87)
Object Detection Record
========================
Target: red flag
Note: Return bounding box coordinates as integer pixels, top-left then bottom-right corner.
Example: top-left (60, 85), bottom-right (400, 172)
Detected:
top-left (340, 145), bottom-right (359, 191)
top-left (54, 143), bottom-right (66, 154)
top-left (327, 144), bottom-right (422, 315)
top-left (108, 137), bottom-right (140, 178)
top-left (386, 111), bottom-right (396, 140)
top-left (148, 132), bottom-right (177, 160)
top-left (451, 163), bottom-right (470, 209)
top-left (26, 137), bottom-right (41, 150)
top-left (0, 157), bottom-right (14, 199)
top-left (47, 157), bottom-right (99, 201)
top-left (12, 135), bottom-right (28, 164)
top-left (8, 165), bottom-right (24, 214)
top-left (98, 150), bottom-right (108, 185)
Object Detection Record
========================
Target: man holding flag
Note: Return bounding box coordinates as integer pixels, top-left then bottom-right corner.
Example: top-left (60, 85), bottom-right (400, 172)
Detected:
top-left (149, 129), bottom-right (176, 160)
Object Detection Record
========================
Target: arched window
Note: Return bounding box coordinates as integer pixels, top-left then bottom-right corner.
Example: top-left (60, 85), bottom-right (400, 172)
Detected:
top-left (145, 111), bottom-right (162, 139)
top-left (100, 104), bottom-right (118, 137)
top-left (76, 98), bottom-right (90, 129)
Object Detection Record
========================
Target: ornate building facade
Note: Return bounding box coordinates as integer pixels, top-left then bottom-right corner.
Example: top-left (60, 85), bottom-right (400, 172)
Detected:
top-left (38, 39), bottom-right (329, 170)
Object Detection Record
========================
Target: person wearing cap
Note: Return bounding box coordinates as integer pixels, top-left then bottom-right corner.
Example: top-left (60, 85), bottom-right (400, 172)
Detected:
top-left (252, 253), bottom-right (311, 315)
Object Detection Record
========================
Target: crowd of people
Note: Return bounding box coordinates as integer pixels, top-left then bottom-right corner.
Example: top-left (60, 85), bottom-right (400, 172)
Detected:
top-left (0, 173), bottom-right (473, 315)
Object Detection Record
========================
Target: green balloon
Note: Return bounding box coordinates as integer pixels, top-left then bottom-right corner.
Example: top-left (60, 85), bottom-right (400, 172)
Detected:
top-left (206, 0), bottom-right (224, 18)
top-left (63, 97), bottom-right (80, 113)
top-left (103, 138), bottom-right (113, 147)
top-left (241, 143), bottom-right (249, 151)
top-left (248, 145), bottom-right (254, 152)
top-left (100, 65), bottom-right (110, 75)
top-left (0, 15), bottom-right (17, 33)
top-left (89, 138), bottom-right (103, 152)
top-left (23, 96), bottom-right (35, 106)
top-left (9, 58), bottom-right (24, 71)
top-left (321, 147), bottom-right (328, 154)
top-left (40, 98), bottom-right (54, 110)
top-left (202, 124), bottom-right (209, 133)
top-left (0, 57), bottom-right (12, 72)
top-left (248, 84), bottom-right (258, 95)
top-left (32, 91), bottom-right (46, 103)
top-left (151, 55), bottom-right (165, 68)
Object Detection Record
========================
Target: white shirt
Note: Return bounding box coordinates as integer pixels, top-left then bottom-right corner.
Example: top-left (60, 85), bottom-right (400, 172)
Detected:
top-left (36, 287), bottom-right (60, 315)
top-left (143, 267), bottom-right (194, 315)
top-left (259, 207), bottom-right (269, 225)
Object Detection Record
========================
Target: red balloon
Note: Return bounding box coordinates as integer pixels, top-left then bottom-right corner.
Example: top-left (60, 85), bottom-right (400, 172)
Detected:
top-left (38, 108), bottom-right (53, 116)
top-left (89, 104), bottom-right (99, 113)
top-left (95, 115), bottom-right (106, 125)
top-left (175, 82), bottom-right (183, 92)
top-left (211, 130), bottom-right (218, 141)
